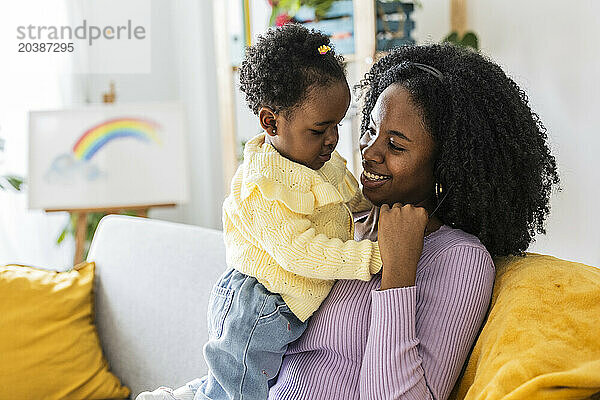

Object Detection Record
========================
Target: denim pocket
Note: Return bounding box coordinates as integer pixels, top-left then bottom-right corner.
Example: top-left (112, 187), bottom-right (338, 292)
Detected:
top-left (207, 284), bottom-right (234, 339)
top-left (256, 295), bottom-right (291, 326)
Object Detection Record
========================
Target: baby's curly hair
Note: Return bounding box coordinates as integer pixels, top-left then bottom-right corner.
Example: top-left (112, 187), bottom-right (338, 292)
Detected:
top-left (239, 24), bottom-right (346, 116)
top-left (358, 44), bottom-right (560, 257)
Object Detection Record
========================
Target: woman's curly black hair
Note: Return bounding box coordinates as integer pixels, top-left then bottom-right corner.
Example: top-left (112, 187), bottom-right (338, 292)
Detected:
top-left (239, 23), bottom-right (346, 116)
top-left (358, 44), bottom-right (560, 257)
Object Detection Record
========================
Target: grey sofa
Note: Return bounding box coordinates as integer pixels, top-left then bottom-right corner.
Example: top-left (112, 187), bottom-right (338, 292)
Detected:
top-left (87, 215), bottom-right (227, 399)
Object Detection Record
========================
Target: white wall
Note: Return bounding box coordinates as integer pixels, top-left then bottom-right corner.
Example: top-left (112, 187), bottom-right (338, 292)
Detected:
top-left (0, 1), bottom-right (77, 268)
top-left (165, 0), bottom-right (223, 229)
top-left (80, 0), bottom-right (223, 229)
top-left (411, 1), bottom-right (599, 266)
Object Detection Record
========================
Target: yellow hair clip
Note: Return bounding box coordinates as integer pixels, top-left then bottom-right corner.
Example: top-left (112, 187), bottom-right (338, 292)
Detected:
top-left (318, 45), bottom-right (331, 55)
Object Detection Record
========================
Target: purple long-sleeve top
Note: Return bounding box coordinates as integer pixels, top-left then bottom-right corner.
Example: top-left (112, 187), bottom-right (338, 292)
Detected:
top-left (268, 221), bottom-right (495, 400)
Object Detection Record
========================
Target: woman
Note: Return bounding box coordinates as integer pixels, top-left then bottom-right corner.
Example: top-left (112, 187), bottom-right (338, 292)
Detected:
top-left (268, 44), bottom-right (560, 399)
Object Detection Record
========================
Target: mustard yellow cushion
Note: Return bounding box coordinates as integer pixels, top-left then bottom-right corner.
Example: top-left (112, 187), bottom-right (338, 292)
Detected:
top-left (0, 262), bottom-right (130, 400)
top-left (450, 253), bottom-right (600, 400)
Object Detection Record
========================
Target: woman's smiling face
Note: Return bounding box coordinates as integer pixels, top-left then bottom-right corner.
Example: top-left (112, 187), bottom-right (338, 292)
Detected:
top-left (359, 83), bottom-right (437, 209)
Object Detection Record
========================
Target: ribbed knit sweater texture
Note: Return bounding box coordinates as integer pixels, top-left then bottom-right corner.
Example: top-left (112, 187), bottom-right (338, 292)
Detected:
top-left (222, 133), bottom-right (381, 321)
top-left (268, 223), bottom-right (495, 400)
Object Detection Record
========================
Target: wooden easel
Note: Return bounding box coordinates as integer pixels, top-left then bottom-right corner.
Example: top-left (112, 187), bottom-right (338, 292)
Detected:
top-left (47, 204), bottom-right (175, 265)
top-left (45, 82), bottom-right (176, 265)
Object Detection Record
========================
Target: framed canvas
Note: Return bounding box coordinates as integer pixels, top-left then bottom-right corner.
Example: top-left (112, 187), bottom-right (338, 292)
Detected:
top-left (28, 102), bottom-right (189, 210)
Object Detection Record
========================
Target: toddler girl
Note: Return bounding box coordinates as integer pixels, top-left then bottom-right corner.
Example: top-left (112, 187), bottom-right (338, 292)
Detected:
top-left (137, 24), bottom-right (381, 400)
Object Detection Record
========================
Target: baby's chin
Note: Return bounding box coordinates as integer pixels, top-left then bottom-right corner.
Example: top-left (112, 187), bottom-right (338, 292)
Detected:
top-left (293, 158), bottom-right (322, 170)
top-left (308, 162), bottom-right (325, 170)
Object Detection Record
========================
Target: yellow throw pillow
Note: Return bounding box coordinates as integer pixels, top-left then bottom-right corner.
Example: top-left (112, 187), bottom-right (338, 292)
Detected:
top-left (0, 261), bottom-right (130, 400)
top-left (450, 253), bottom-right (600, 400)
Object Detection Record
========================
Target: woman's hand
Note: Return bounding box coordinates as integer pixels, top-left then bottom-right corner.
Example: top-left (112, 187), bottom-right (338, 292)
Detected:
top-left (378, 203), bottom-right (429, 290)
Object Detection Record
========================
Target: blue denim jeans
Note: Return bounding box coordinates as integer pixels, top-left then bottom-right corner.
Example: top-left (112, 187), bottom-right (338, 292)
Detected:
top-left (188, 267), bottom-right (308, 400)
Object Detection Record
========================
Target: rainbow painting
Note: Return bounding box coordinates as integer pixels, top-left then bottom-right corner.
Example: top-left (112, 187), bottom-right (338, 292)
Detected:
top-left (73, 117), bottom-right (162, 161)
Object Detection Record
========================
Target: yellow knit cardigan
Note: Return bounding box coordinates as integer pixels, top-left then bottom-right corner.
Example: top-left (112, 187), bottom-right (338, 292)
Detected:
top-left (222, 133), bottom-right (382, 321)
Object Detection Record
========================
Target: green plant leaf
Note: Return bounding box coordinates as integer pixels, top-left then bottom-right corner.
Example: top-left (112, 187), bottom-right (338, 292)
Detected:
top-left (57, 227), bottom-right (67, 244)
top-left (309, 0), bottom-right (335, 20)
top-left (0, 175), bottom-right (24, 191)
top-left (269, 5), bottom-right (282, 25)
top-left (288, 0), bottom-right (302, 17)
top-left (238, 140), bottom-right (247, 162)
top-left (277, 0), bottom-right (301, 17)
top-left (443, 31), bottom-right (479, 50)
top-left (86, 212), bottom-right (106, 242)
top-left (57, 217), bottom-right (72, 245)
top-left (272, 0), bottom-right (338, 21)
top-left (461, 31), bottom-right (479, 50)
top-left (69, 213), bottom-right (77, 229)
top-left (6, 176), bottom-right (24, 191)
top-left (278, 0), bottom-right (300, 8)
top-left (443, 31), bottom-right (459, 44)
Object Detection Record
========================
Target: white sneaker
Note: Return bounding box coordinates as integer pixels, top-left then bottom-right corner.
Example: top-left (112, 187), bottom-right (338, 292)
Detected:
top-left (136, 385), bottom-right (195, 400)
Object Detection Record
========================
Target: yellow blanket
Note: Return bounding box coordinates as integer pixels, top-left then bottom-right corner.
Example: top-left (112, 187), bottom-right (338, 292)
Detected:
top-left (450, 253), bottom-right (600, 400)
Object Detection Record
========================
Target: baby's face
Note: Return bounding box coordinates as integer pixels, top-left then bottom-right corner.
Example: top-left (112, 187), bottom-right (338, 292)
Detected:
top-left (270, 80), bottom-right (350, 170)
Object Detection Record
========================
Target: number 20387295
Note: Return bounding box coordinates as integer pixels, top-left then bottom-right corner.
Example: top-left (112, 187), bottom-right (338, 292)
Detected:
top-left (18, 42), bottom-right (74, 52)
